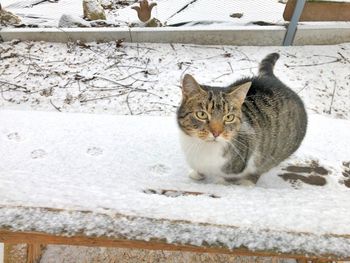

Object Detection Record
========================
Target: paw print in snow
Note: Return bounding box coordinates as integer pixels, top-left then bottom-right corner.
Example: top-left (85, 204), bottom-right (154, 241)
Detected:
top-left (7, 132), bottom-right (22, 142)
top-left (278, 161), bottom-right (329, 188)
top-left (87, 147), bottom-right (103, 156)
top-left (31, 149), bottom-right (47, 159)
top-left (149, 164), bottom-right (170, 176)
top-left (341, 161), bottom-right (350, 188)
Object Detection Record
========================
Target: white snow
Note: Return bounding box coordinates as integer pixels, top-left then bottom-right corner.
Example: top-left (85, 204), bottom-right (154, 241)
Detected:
top-left (2, 0), bottom-right (84, 27)
top-left (0, 15), bottom-right (350, 257)
top-left (0, 109), bottom-right (350, 256)
top-left (0, 0), bottom-right (295, 28)
top-left (2, 0), bottom-right (350, 28)
top-left (1, 41), bottom-right (349, 118)
top-left (58, 14), bottom-right (91, 28)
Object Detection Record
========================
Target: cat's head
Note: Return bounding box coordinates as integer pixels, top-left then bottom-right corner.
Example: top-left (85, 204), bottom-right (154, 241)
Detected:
top-left (177, 74), bottom-right (251, 143)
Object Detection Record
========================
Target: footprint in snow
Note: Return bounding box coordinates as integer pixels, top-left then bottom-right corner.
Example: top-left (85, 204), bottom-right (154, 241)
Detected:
top-left (341, 161), bottom-right (350, 188)
top-left (278, 160), bottom-right (329, 188)
top-left (149, 164), bottom-right (170, 175)
top-left (7, 132), bottom-right (22, 142)
top-left (31, 149), bottom-right (47, 159)
top-left (87, 147), bottom-right (103, 156)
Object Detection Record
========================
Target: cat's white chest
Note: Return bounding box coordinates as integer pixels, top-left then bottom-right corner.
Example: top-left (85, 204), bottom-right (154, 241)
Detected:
top-left (179, 131), bottom-right (227, 177)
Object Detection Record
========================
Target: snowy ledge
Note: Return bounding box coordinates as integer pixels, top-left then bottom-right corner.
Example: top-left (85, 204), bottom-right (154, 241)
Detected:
top-left (1, 110), bottom-right (350, 258)
top-left (1, 25), bottom-right (350, 45)
top-left (1, 206), bottom-right (350, 260)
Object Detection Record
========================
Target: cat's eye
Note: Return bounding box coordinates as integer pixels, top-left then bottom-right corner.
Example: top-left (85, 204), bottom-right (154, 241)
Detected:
top-left (224, 114), bottom-right (235, 123)
top-left (195, 111), bottom-right (208, 120)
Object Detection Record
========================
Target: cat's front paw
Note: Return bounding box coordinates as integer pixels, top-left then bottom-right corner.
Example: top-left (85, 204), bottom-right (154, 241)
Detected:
top-left (235, 179), bottom-right (256, 187)
top-left (189, 171), bottom-right (205, 181)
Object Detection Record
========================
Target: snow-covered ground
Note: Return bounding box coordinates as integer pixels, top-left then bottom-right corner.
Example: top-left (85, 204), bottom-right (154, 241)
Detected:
top-left (1, 2), bottom-right (350, 263)
top-left (1, 1), bottom-right (350, 262)
top-left (2, 0), bottom-right (287, 28)
top-left (0, 39), bottom-right (350, 259)
top-left (1, 109), bottom-right (350, 257)
top-left (1, 41), bottom-right (349, 118)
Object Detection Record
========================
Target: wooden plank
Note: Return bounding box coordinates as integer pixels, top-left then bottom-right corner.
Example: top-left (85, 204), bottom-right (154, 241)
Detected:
top-left (0, 230), bottom-right (349, 261)
top-left (284, 0), bottom-right (350, 21)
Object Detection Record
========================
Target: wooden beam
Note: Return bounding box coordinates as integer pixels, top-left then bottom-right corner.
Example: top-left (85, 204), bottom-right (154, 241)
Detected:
top-left (0, 230), bottom-right (349, 261)
top-left (284, 0), bottom-right (350, 21)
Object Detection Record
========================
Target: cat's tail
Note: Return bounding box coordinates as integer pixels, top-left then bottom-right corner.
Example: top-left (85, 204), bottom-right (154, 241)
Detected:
top-left (258, 53), bottom-right (280, 77)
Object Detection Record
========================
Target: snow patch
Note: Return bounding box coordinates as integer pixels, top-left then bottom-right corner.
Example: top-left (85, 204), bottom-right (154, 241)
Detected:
top-left (0, 110), bottom-right (350, 256)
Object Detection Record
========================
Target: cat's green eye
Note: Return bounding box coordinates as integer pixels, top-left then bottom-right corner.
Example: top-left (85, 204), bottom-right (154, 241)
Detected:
top-left (195, 111), bottom-right (208, 120)
top-left (224, 114), bottom-right (235, 123)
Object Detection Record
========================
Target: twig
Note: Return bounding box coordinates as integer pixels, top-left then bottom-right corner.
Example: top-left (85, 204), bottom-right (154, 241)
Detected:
top-left (297, 83), bottom-right (309, 94)
top-left (130, 75), bottom-right (158, 83)
top-left (148, 101), bottom-right (177, 108)
top-left (103, 70), bottom-right (147, 82)
top-left (228, 62), bottom-right (233, 73)
top-left (80, 92), bottom-right (129, 103)
top-left (49, 99), bottom-right (61, 112)
top-left (166, 0), bottom-right (201, 21)
top-left (93, 75), bottom-right (135, 88)
top-left (233, 49), bottom-right (255, 74)
top-left (338, 52), bottom-right (350, 63)
top-left (0, 80), bottom-right (29, 91)
top-left (126, 90), bottom-right (135, 115)
top-left (0, 86), bottom-right (12, 102)
top-left (135, 109), bottom-right (164, 115)
top-left (328, 80), bottom-right (337, 114)
top-left (212, 72), bottom-right (232, 81)
top-left (180, 63), bottom-right (193, 79)
top-left (108, 65), bottom-right (147, 70)
top-left (125, 88), bottom-right (154, 115)
top-left (285, 58), bottom-right (341, 68)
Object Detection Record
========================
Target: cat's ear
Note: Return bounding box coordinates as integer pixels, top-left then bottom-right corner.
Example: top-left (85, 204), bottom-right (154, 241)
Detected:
top-left (227, 82), bottom-right (251, 105)
top-left (182, 74), bottom-right (203, 98)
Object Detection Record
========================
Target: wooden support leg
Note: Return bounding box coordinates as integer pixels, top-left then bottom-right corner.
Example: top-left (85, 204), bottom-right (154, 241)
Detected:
top-left (26, 244), bottom-right (45, 263)
top-left (4, 243), bottom-right (45, 263)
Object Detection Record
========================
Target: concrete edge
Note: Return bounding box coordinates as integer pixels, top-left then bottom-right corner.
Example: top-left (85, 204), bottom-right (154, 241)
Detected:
top-left (0, 26), bottom-right (285, 46)
top-left (294, 24), bottom-right (350, 45)
top-left (0, 25), bottom-right (350, 46)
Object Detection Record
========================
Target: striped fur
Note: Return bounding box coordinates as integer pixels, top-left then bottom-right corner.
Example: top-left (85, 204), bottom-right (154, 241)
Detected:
top-left (177, 53), bottom-right (307, 185)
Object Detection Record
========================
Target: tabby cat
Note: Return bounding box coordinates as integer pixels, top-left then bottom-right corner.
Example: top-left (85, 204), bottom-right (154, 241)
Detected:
top-left (177, 53), bottom-right (307, 185)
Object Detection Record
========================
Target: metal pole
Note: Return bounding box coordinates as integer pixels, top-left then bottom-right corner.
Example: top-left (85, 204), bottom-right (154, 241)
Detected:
top-left (283, 0), bottom-right (306, 46)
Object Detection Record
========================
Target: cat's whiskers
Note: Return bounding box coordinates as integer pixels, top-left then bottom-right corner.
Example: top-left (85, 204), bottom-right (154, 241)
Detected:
top-left (226, 140), bottom-right (246, 164)
top-left (231, 137), bottom-right (249, 152)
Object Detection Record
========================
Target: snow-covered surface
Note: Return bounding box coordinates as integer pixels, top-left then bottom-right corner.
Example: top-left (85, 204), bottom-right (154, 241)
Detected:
top-left (1, 39), bottom-right (350, 257)
top-left (1, 41), bottom-right (350, 119)
top-left (2, 0), bottom-right (84, 27)
top-left (1, 0), bottom-right (287, 28)
top-left (0, 109), bottom-right (350, 256)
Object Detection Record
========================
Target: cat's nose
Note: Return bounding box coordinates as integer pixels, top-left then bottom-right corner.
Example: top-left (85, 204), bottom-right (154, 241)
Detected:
top-left (212, 131), bottom-right (221, 138)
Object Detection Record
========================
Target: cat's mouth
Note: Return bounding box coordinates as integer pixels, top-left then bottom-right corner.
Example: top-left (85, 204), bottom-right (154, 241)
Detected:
top-left (205, 136), bottom-right (227, 143)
